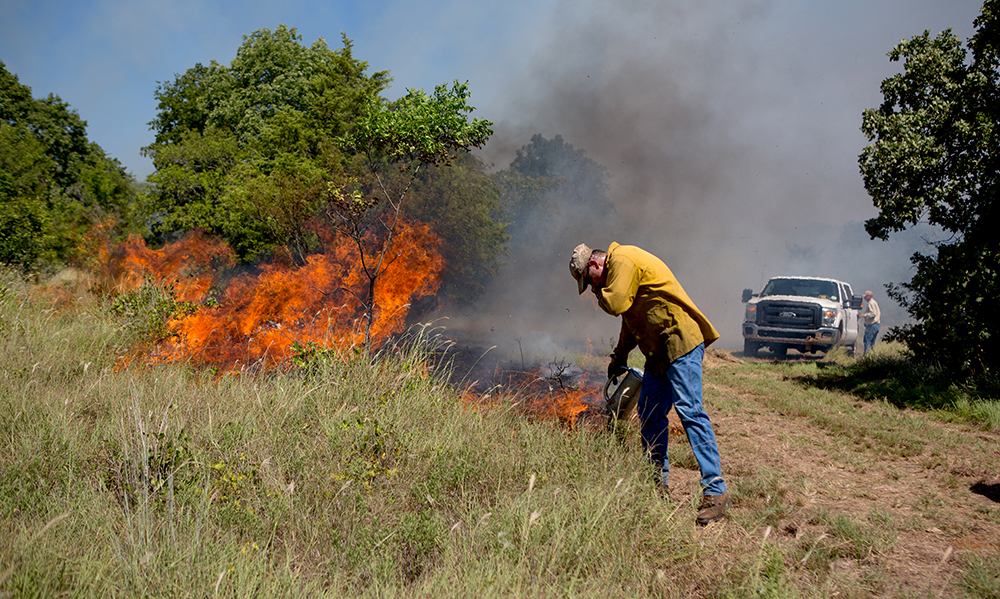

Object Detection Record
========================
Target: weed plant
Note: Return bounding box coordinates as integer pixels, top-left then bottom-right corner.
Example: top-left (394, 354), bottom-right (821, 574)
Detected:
top-left (105, 278), bottom-right (197, 347)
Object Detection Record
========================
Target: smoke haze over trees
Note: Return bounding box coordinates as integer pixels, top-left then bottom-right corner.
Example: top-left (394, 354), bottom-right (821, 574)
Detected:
top-left (137, 26), bottom-right (633, 336)
top-left (450, 1), bottom-right (984, 358)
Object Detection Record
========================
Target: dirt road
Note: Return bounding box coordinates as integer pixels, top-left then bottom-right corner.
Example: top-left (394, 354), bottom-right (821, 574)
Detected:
top-left (650, 350), bottom-right (1000, 596)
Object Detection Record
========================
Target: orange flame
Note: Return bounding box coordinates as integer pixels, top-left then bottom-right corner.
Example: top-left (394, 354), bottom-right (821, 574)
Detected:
top-left (100, 222), bottom-right (444, 371)
top-left (98, 229), bottom-right (235, 302)
top-left (458, 366), bottom-right (605, 429)
top-left (548, 388), bottom-right (592, 427)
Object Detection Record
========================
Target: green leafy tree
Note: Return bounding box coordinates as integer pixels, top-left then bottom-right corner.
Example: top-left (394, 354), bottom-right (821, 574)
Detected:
top-left (0, 122), bottom-right (53, 268)
top-left (142, 27), bottom-right (509, 333)
top-left (142, 130), bottom-right (239, 239)
top-left (502, 134), bottom-right (612, 236)
top-left (143, 26), bottom-right (390, 262)
top-left (145, 62), bottom-right (224, 146)
top-left (332, 81), bottom-right (493, 349)
top-left (406, 151), bottom-right (509, 303)
top-left (1, 61), bottom-right (138, 273)
top-left (859, 0), bottom-right (999, 379)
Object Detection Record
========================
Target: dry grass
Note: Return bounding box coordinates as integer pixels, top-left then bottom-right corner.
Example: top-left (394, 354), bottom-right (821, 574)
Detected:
top-left (1, 270), bottom-right (998, 598)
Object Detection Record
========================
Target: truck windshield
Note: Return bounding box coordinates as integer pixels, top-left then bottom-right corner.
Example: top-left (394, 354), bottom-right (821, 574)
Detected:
top-left (761, 279), bottom-right (839, 301)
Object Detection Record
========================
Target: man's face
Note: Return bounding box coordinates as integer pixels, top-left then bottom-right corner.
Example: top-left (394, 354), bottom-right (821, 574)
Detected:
top-left (586, 259), bottom-right (605, 295)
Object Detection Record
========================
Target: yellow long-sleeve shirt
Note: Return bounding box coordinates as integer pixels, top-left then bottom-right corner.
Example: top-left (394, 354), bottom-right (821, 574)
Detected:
top-left (598, 242), bottom-right (719, 375)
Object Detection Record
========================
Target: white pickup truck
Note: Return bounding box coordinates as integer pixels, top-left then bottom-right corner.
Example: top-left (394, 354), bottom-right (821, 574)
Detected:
top-left (741, 276), bottom-right (863, 358)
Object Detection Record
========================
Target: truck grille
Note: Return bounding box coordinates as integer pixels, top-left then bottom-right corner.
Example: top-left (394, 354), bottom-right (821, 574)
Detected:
top-left (756, 301), bottom-right (820, 329)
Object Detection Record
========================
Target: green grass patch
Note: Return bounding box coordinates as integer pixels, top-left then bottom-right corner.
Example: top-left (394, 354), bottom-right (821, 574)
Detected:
top-left (804, 342), bottom-right (1000, 431)
top-left (960, 553), bottom-right (1000, 598)
top-left (710, 363), bottom-right (932, 457)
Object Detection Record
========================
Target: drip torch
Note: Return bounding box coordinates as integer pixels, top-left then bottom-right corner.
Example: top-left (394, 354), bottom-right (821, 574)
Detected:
top-left (603, 367), bottom-right (643, 426)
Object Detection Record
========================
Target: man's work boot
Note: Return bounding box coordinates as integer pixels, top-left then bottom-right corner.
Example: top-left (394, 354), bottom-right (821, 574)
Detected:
top-left (696, 492), bottom-right (731, 525)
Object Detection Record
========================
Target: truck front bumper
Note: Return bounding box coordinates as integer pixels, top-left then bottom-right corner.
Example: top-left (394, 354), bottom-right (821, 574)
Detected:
top-left (742, 324), bottom-right (840, 348)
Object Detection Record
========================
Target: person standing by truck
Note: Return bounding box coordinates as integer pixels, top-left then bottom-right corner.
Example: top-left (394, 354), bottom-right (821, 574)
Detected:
top-left (859, 290), bottom-right (881, 354)
top-left (568, 242), bottom-right (730, 525)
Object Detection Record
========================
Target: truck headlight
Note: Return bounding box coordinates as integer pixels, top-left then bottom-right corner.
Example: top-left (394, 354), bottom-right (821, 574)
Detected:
top-left (822, 309), bottom-right (837, 327)
top-left (744, 304), bottom-right (756, 323)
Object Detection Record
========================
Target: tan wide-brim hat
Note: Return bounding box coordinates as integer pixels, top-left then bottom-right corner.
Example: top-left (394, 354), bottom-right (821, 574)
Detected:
top-left (569, 243), bottom-right (593, 295)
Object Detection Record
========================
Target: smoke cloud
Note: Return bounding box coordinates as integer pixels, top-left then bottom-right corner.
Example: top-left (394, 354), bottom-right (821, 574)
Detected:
top-left (436, 0), bottom-right (972, 359)
top-left (4, 0), bottom-right (976, 366)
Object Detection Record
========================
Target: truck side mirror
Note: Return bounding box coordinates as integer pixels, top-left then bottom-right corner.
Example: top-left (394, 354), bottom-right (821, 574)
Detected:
top-left (742, 288), bottom-right (754, 303)
top-left (850, 295), bottom-right (863, 310)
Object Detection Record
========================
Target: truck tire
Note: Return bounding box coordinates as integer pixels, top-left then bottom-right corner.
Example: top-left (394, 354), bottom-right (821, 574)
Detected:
top-left (772, 344), bottom-right (788, 359)
top-left (744, 339), bottom-right (759, 358)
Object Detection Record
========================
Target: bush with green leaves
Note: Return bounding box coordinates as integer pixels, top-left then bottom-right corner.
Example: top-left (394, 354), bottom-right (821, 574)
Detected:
top-left (106, 280), bottom-right (196, 344)
top-left (859, 1), bottom-right (1000, 382)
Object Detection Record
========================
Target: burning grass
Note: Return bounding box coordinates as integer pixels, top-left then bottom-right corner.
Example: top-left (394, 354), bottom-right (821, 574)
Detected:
top-left (444, 345), bottom-right (613, 430)
top-left (94, 221), bottom-right (443, 371)
top-left (87, 223), bottom-right (621, 429)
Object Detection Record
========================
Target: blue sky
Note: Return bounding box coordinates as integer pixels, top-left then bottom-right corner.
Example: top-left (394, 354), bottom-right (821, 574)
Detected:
top-left (1, 0), bottom-right (988, 349)
top-left (1, 0), bottom-right (551, 179)
top-left (3, 0), bottom-right (982, 183)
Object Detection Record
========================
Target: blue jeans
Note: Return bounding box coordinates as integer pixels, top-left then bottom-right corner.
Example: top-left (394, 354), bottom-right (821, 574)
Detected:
top-left (637, 344), bottom-right (727, 496)
top-left (864, 323), bottom-right (880, 353)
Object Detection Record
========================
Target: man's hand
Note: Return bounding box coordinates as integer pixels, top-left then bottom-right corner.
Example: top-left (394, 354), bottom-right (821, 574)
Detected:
top-left (607, 358), bottom-right (627, 380)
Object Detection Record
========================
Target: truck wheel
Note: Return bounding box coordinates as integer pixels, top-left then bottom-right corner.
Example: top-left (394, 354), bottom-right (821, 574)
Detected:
top-left (743, 339), bottom-right (759, 358)
top-left (772, 344), bottom-right (788, 359)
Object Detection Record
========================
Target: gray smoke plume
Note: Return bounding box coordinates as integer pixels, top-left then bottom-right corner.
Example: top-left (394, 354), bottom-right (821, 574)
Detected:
top-left (436, 0), bottom-right (976, 361)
